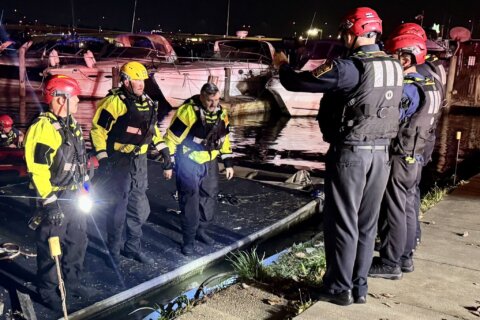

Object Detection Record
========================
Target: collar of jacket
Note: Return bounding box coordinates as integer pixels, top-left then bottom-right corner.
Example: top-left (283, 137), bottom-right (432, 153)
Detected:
top-left (120, 85), bottom-right (146, 103)
top-left (191, 95), bottom-right (221, 114)
top-left (352, 44), bottom-right (381, 54)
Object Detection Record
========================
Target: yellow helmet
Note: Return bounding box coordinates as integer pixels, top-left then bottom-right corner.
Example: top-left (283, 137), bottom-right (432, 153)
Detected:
top-left (120, 61), bottom-right (148, 80)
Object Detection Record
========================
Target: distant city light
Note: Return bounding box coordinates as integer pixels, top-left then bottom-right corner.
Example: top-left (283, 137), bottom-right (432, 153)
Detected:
top-left (307, 28), bottom-right (321, 36)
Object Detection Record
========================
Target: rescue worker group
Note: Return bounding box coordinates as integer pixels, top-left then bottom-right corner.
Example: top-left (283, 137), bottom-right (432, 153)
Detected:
top-left (2, 5), bottom-right (446, 312)
top-left (18, 62), bottom-right (234, 311)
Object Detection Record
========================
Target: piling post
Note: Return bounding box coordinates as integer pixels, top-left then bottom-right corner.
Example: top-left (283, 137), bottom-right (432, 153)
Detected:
top-left (18, 41), bottom-right (33, 98)
top-left (224, 68), bottom-right (231, 102)
top-left (453, 131), bottom-right (462, 185)
top-left (445, 55), bottom-right (457, 112)
top-left (112, 66), bottom-right (120, 89)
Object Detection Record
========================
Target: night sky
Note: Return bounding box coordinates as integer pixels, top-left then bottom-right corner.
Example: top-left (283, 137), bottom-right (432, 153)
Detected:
top-left (1, 0), bottom-right (480, 39)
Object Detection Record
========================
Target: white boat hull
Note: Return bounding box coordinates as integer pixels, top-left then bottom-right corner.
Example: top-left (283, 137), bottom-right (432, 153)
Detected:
top-left (46, 60), bottom-right (271, 105)
top-left (266, 76), bottom-right (322, 117)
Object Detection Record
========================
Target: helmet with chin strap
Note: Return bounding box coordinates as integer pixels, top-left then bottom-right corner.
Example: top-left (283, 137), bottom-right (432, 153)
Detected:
top-left (120, 61), bottom-right (148, 81)
top-left (391, 23), bottom-right (427, 41)
top-left (340, 7), bottom-right (382, 37)
top-left (43, 74), bottom-right (81, 104)
top-left (385, 34), bottom-right (427, 65)
top-left (0, 114), bottom-right (14, 131)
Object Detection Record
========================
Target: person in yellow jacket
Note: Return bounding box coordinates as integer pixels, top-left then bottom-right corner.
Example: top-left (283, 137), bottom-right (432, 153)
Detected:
top-left (164, 82), bottom-right (234, 256)
top-left (24, 75), bottom-right (92, 311)
top-left (91, 61), bottom-right (170, 267)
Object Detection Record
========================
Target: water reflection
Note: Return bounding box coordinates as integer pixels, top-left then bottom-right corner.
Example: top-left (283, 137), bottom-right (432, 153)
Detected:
top-left (435, 109), bottom-right (480, 174)
top-left (1, 95), bottom-right (479, 176)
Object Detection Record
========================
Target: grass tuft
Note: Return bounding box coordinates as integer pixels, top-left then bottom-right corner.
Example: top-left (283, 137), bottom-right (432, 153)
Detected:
top-left (266, 241), bottom-right (326, 286)
top-left (420, 184), bottom-right (451, 215)
top-left (227, 247), bottom-right (267, 281)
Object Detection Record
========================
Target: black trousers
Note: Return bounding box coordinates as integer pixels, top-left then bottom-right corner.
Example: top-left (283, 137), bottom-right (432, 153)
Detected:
top-left (413, 162), bottom-right (423, 244)
top-left (379, 155), bottom-right (419, 266)
top-left (175, 156), bottom-right (219, 245)
top-left (36, 192), bottom-right (87, 298)
top-left (415, 136), bottom-right (436, 242)
top-left (322, 144), bottom-right (390, 298)
top-left (105, 153), bottom-right (150, 255)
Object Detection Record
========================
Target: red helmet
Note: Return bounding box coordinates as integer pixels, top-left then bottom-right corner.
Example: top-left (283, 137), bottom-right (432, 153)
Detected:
top-left (0, 114), bottom-right (14, 130)
top-left (340, 7), bottom-right (382, 37)
top-left (385, 34), bottom-right (427, 65)
top-left (43, 74), bottom-right (81, 104)
top-left (391, 23), bottom-right (427, 41)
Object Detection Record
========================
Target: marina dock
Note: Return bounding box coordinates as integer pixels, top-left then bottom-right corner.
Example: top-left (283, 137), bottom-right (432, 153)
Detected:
top-left (0, 162), bottom-right (320, 319)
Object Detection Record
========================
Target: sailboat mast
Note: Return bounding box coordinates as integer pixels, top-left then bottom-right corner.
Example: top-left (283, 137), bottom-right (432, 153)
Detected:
top-left (131, 0), bottom-right (138, 33)
top-left (226, 0), bottom-right (230, 36)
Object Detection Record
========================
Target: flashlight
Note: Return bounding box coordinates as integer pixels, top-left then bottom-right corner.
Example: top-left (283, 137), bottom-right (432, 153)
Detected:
top-left (77, 184), bottom-right (93, 214)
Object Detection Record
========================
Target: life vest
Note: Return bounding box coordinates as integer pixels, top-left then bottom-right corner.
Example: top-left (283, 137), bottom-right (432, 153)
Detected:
top-left (0, 129), bottom-right (19, 146)
top-left (34, 112), bottom-right (87, 188)
top-left (418, 55), bottom-right (447, 99)
top-left (318, 51), bottom-right (403, 144)
top-left (182, 98), bottom-right (229, 153)
top-left (393, 76), bottom-right (442, 156)
top-left (106, 88), bottom-right (157, 154)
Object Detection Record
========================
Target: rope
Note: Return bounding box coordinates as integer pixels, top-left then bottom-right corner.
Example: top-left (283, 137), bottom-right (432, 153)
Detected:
top-left (0, 243), bottom-right (37, 260)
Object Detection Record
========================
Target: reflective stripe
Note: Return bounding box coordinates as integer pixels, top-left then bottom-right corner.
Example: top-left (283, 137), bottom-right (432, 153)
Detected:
top-left (435, 91), bottom-right (441, 113)
top-left (394, 62), bottom-right (403, 87)
top-left (96, 151), bottom-right (108, 160)
top-left (52, 122), bottom-right (62, 130)
top-left (427, 91), bottom-right (442, 114)
top-left (43, 194), bottom-right (58, 205)
top-left (357, 145), bottom-right (387, 150)
top-left (63, 163), bottom-right (74, 171)
top-left (427, 91), bottom-right (434, 114)
top-left (126, 126), bottom-right (142, 135)
top-left (192, 136), bottom-right (204, 144)
top-left (373, 61), bottom-right (384, 87)
top-left (439, 65), bottom-right (447, 85)
top-left (221, 153), bottom-right (234, 159)
top-left (155, 142), bottom-right (167, 151)
top-left (384, 60), bottom-right (394, 87)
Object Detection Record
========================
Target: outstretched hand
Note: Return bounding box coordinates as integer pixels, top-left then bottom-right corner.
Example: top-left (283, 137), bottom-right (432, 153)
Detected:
top-left (225, 167), bottom-right (234, 180)
top-left (273, 52), bottom-right (289, 69)
top-left (164, 169), bottom-right (173, 180)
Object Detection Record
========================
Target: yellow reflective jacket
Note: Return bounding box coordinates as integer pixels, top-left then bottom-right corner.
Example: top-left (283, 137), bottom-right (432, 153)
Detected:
top-left (91, 88), bottom-right (166, 160)
top-left (24, 112), bottom-right (87, 204)
top-left (164, 97), bottom-right (233, 166)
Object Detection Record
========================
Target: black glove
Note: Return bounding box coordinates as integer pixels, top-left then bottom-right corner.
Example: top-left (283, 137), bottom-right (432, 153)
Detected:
top-left (96, 157), bottom-right (111, 176)
top-left (160, 148), bottom-right (174, 170)
top-left (44, 202), bottom-right (64, 227)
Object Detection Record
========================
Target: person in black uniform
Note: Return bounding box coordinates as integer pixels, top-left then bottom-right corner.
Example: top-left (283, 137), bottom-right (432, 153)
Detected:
top-left (24, 75), bottom-right (93, 311)
top-left (393, 23), bottom-right (447, 246)
top-left (0, 114), bottom-right (24, 147)
top-left (369, 31), bottom-right (442, 279)
top-left (274, 7), bottom-right (403, 305)
top-left (163, 83), bottom-right (234, 256)
top-left (91, 61), bottom-right (171, 267)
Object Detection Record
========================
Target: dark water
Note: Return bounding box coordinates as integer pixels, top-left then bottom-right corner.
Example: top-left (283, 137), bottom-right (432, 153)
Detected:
top-left (1, 93), bottom-right (479, 318)
top-left (1, 92), bottom-right (479, 181)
